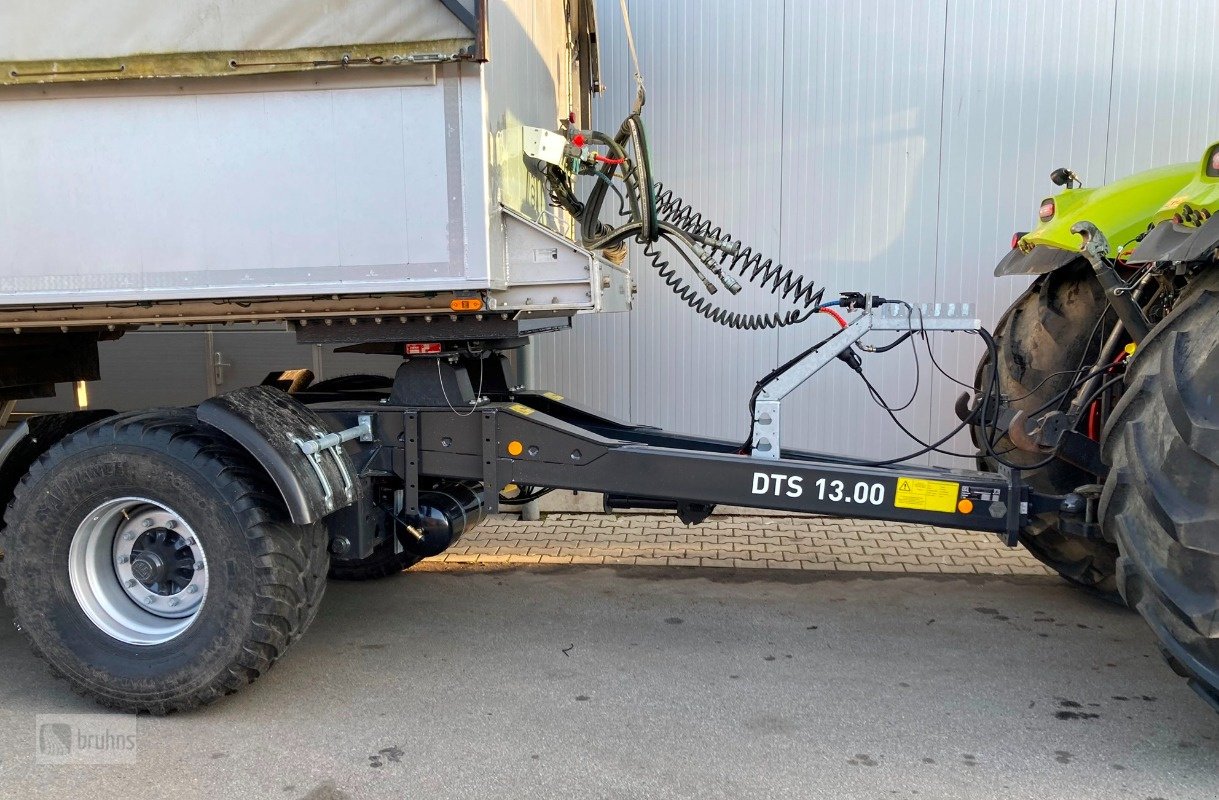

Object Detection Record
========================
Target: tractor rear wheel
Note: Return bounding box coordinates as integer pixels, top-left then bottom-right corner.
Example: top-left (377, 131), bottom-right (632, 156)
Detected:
top-left (974, 261), bottom-right (1120, 598)
top-left (1101, 270), bottom-right (1219, 711)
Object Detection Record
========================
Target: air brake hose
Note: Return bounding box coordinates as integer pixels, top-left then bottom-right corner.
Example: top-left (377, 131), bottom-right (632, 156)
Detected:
top-left (638, 185), bottom-right (827, 330)
top-left (573, 114), bottom-right (825, 330)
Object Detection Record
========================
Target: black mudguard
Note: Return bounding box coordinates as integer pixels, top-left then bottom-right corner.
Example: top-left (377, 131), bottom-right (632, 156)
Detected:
top-left (197, 386), bottom-right (359, 525)
top-left (994, 244), bottom-right (1080, 277)
top-left (1127, 215), bottom-right (1219, 265)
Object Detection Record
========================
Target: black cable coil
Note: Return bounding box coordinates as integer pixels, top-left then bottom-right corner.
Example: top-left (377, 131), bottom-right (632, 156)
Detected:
top-left (643, 184), bottom-right (826, 330)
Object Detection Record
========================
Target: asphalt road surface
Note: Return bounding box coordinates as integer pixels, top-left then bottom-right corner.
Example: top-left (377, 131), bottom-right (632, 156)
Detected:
top-left (0, 565), bottom-right (1216, 799)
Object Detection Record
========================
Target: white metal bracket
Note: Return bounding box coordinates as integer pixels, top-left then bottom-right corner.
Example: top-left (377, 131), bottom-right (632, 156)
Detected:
top-left (751, 298), bottom-right (980, 460)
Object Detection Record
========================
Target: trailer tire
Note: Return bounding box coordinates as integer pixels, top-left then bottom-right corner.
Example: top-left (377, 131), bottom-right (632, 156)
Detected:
top-left (0, 410), bottom-right (328, 714)
top-left (1101, 271), bottom-right (1219, 710)
top-left (328, 538), bottom-right (422, 581)
top-left (975, 262), bottom-right (1120, 598)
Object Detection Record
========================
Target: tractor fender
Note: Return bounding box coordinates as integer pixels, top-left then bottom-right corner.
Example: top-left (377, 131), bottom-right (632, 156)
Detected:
top-left (0, 410), bottom-right (115, 528)
top-left (1127, 214), bottom-right (1219, 265)
top-left (197, 386), bottom-right (360, 525)
top-left (993, 245), bottom-right (1081, 277)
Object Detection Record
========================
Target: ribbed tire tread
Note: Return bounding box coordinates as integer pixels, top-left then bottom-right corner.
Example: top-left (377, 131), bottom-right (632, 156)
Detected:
top-left (975, 262), bottom-right (1120, 596)
top-left (1101, 272), bottom-right (1219, 709)
top-left (1, 409), bottom-right (328, 714)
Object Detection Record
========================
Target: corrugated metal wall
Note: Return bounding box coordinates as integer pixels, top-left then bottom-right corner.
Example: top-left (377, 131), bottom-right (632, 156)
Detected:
top-left (534, 0), bottom-right (1219, 464)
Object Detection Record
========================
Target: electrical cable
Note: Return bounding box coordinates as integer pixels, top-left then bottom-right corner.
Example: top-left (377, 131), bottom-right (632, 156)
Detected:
top-left (858, 370), bottom-right (979, 460)
top-left (498, 486), bottom-right (555, 505)
top-left (919, 329), bottom-right (973, 390)
top-left (829, 321), bottom-right (1129, 468)
top-left (437, 357), bottom-right (485, 417)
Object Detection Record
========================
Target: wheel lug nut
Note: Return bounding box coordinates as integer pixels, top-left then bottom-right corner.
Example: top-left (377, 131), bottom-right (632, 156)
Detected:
top-left (122, 531), bottom-right (135, 541)
top-left (165, 519), bottom-right (178, 529)
top-left (142, 518), bottom-right (154, 528)
top-left (193, 561), bottom-right (204, 571)
top-left (116, 555), bottom-right (129, 564)
top-left (143, 595), bottom-right (155, 605)
top-left (125, 579), bottom-right (137, 588)
top-left (167, 598), bottom-right (181, 608)
top-left (186, 585), bottom-right (200, 594)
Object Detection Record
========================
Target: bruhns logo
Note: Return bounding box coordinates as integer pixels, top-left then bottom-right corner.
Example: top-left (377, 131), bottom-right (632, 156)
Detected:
top-left (38, 723), bottom-right (72, 756)
top-left (35, 715), bottom-right (138, 764)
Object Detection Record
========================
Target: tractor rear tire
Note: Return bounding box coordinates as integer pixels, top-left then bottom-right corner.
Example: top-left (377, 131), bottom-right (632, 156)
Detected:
top-left (975, 262), bottom-right (1120, 598)
top-left (1101, 271), bottom-right (1219, 711)
top-left (0, 410), bottom-right (329, 713)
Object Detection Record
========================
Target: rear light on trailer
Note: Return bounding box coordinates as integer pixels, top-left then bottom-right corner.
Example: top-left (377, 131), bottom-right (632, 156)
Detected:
top-left (1208, 145), bottom-right (1219, 177)
top-left (1010, 231), bottom-right (1028, 249)
top-left (405, 343), bottom-right (443, 355)
top-left (1038, 199), bottom-right (1055, 222)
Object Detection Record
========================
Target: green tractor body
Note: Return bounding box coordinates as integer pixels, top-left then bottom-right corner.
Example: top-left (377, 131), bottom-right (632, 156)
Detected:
top-left (995, 161), bottom-right (1195, 276)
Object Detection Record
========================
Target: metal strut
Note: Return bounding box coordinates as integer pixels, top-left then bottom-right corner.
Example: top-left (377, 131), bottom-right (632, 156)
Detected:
top-left (751, 297), bottom-right (981, 459)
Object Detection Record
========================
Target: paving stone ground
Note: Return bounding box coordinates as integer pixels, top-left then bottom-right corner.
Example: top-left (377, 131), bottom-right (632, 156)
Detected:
top-left (433, 513), bottom-right (1055, 575)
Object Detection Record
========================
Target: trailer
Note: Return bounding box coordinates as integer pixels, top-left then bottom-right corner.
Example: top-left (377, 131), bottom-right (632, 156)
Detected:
top-left (0, 0), bottom-right (1216, 715)
top-left (0, 0), bottom-right (622, 401)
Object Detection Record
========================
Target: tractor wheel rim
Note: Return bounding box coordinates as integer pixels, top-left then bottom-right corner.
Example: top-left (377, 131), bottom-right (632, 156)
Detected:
top-left (68, 497), bottom-right (209, 646)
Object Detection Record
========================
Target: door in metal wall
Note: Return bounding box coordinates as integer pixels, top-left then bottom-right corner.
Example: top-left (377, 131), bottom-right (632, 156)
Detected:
top-left (206, 327), bottom-right (317, 395)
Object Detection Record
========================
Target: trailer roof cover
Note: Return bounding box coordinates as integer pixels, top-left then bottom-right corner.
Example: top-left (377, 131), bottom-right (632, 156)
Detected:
top-left (0, 0), bottom-right (479, 84)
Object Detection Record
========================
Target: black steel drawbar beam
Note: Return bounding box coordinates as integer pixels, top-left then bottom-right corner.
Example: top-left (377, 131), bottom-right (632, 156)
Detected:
top-left (334, 392), bottom-right (1031, 545)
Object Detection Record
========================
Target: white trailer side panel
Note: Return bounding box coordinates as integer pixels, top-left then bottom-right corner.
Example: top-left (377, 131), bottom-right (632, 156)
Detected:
top-left (0, 68), bottom-right (488, 303)
top-left (0, 0), bottom-right (616, 322)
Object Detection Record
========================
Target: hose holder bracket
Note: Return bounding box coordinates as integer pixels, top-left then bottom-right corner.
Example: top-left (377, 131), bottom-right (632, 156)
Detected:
top-left (751, 297), bottom-right (981, 460)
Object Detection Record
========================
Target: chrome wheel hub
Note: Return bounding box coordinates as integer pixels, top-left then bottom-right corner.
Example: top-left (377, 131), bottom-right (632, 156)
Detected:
top-left (68, 498), bottom-right (208, 645)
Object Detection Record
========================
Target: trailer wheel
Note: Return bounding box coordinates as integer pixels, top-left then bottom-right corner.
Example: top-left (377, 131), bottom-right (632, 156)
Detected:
top-left (328, 538), bottom-right (421, 581)
top-left (975, 261), bottom-right (1120, 598)
top-left (1101, 271), bottom-right (1219, 710)
top-left (0, 410), bottom-right (328, 713)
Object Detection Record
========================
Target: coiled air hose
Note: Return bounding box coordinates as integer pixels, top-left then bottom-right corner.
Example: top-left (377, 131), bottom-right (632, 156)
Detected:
top-left (642, 185), bottom-right (826, 330)
top-left (553, 113), bottom-right (825, 330)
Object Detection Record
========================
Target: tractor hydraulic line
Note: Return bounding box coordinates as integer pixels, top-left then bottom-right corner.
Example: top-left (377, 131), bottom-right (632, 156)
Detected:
top-left (1071, 222), bottom-right (1153, 342)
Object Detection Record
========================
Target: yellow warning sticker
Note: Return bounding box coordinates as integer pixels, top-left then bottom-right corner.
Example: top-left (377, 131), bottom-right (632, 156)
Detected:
top-left (543, 391), bottom-right (564, 401)
top-left (508, 403), bottom-right (536, 416)
top-left (894, 477), bottom-right (960, 513)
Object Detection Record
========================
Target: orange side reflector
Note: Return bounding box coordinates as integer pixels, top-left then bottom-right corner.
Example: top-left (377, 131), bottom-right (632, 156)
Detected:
top-left (957, 498), bottom-right (974, 515)
top-left (507, 440), bottom-right (524, 457)
top-left (450, 297), bottom-right (483, 312)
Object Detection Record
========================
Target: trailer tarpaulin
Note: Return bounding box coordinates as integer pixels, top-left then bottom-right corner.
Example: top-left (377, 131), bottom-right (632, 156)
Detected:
top-left (0, 0), bottom-right (478, 84)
